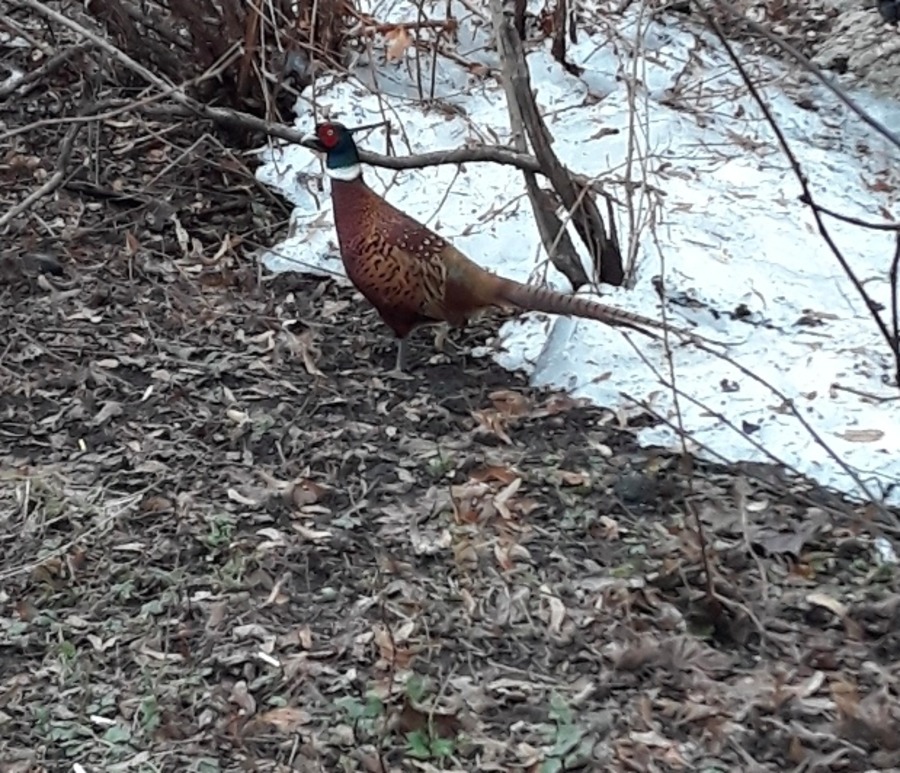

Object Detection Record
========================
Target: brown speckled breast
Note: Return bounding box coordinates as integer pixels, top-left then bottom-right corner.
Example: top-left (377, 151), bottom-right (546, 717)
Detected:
top-left (330, 178), bottom-right (451, 338)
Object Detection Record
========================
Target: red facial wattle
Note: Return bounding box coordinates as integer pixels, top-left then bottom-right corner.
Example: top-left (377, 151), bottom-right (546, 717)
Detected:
top-left (317, 124), bottom-right (339, 149)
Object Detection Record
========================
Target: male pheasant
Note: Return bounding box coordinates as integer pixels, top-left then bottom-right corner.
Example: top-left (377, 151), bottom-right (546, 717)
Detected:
top-left (301, 121), bottom-right (693, 371)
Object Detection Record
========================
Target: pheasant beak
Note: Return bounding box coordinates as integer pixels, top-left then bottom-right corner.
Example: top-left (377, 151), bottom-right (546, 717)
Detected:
top-left (300, 133), bottom-right (326, 153)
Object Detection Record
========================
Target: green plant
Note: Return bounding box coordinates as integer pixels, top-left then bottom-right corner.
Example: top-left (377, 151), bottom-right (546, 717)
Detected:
top-left (541, 692), bottom-right (590, 773)
top-left (335, 692), bottom-right (385, 735)
top-left (406, 729), bottom-right (455, 760)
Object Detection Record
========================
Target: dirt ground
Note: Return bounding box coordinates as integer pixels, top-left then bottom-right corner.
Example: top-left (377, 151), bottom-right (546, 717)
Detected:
top-left (3, 12), bottom-right (900, 773)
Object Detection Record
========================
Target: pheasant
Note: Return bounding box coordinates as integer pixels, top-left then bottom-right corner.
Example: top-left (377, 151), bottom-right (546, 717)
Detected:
top-left (301, 121), bottom-right (699, 371)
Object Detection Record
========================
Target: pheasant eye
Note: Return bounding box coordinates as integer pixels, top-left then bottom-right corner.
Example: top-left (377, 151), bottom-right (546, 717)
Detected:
top-left (318, 125), bottom-right (339, 148)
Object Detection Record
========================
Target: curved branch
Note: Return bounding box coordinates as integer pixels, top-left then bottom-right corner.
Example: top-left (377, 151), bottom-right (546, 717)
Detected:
top-left (698, 1), bottom-right (900, 389)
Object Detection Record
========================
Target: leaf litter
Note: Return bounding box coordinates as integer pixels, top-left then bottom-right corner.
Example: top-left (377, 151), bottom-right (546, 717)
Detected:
top-left (3, 55), bottom-right (900, 773)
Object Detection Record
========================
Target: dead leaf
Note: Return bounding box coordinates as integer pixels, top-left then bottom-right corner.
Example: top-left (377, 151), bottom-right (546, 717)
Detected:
top-left (836, 428), bottom-right (885, 443)
top-left (542, 588), bottom-right (567, 634)
top-left (537, 393), bottom-right (587, 416)
top-left (225, 408), bottom-right (249, 425)
top-left (451, 481), bottom-right (493, 524)
top-left (488, 389), bottom-right (530, 416)
top-left (124, 230), bottom-right (141, 256)
top-left (372, 623), bottom-right (416, 668)
top-left (471, 409), bottom-right (512, 444)
top-left (470, 464), bottom-right (519, 484)
top-left (494, 542), bottom-right (515, 571)
top-left (256, 706), bottom-right (312, 732)
top-left (385, 27), bottom-right (413, 61)
top-left (807, 591), bottom-right (848, 618)
top-left (139, 495), bottom-right (173, 514)
top-left (493, 541), bottom-right (530, 571)
top-left (287, 478), bottom-right (328, 507)
top-left (15, 599), bottom-right (38, 622)
top-left (807, 591), bottom-right (863, 638)
top-left (752, 518), bottom-right (822, 555)
top-left (557, 469), bottom-right (589, 486)
top-left (227, 487), bottom-right (261, 506)
top-left (92, 400), bottom-right (123, 426)
top-left (594, 515), bottom-right (620, 540)
top-left (229, 681), bottom-right (256, 715)
top-left (291, 523), bottom-right (332, 542)
top-left (493, 477), bottom-right (522, 520)
top-left (281, 328), bottom-right (324, 377)
top-left (396, 697), bottom-right (462, 737)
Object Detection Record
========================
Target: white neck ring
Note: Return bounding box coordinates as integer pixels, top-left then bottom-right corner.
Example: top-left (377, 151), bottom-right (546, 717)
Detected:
top-left (325, 164), bottom-right (362, 181)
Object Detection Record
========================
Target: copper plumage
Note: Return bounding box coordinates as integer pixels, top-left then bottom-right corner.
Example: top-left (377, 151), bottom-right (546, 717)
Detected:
top-left (301, 121), bottom-right (692, 371)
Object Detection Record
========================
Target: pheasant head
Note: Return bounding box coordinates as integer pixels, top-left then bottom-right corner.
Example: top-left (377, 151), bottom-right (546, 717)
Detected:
top-left (300, 122), bottom-right (362, 182)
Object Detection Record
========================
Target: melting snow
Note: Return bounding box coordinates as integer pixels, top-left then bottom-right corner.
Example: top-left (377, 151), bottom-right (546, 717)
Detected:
top-left (257, 2), bottom-right (900, 506)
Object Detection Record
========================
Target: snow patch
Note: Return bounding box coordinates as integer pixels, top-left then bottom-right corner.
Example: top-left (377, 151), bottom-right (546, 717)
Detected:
top-left (257, 2), bottom-right (900, 505)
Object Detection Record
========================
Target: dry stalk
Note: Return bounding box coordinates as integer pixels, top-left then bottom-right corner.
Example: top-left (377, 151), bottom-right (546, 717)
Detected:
top-left (488, 0), bottom-right (624, 287)
top-left (490, 0), bottom-right (589, 291)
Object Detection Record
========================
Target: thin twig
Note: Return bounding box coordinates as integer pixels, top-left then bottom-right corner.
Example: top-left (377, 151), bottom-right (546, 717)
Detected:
top-left (696, 1), bottom-right (900, 389)
top-left (891, 234), bottom-right (900, 385)
top-left (706, 0), bottom-right (900, 151)
top-left (735, 477), bottom-right (769, 602)
top-left (803, 196), bottom-right (900, 232)
top-left (0, 42), bottom-right (93, 99)
top-left (0, 123), bottom-right (82, 229)
top-left (623, 327), bottom-right (897, 523)
top-left (19, 0), bottom-right (178, 91)
top-left (17, 0), bottom-right (636, 206)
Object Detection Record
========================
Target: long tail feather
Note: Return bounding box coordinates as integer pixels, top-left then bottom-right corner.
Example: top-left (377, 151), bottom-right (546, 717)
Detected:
top-left (495, 277), bottom-right (706, 344)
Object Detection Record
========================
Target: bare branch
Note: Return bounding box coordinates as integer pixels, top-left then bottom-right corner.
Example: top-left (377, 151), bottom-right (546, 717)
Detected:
top-left (801, 196), bottom-right (900, 232)
top-left (707, 0), bottom-right (900, 152)
top-left (489, 0), bottom-right (623, 285)
top-left (0, 123), bottom-right (82, 230)
top-left (0, 42), bottom-right (93, 100)
top-left (697, 0), bottom-right (900, 388)
top-left (891, 234), bottom-right (900, 385)
top-left (138, 102), bottom-right (620, 194)
top-left (491, 0), bottom-right (589, 290)
top-left (18, 0), bottom-right (179, 92)
top-left (625, 327), bottom-right (900, 524)
top-left (15, 0), bottom-right (637, 221)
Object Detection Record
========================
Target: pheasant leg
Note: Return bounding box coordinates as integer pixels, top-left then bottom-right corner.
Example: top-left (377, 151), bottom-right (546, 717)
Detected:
top-left (392, 337), bottom-right (412, 374)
